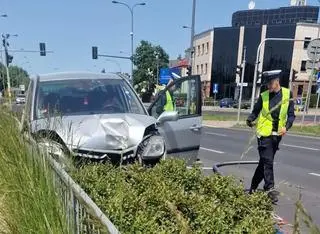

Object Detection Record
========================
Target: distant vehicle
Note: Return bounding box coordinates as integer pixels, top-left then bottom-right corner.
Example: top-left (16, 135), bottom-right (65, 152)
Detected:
top-left (233, 101), bottom-right (250, 110)
top-left (21, 72), bottom-right (202, 166)
top-left (219, 98), bottom-right (235, 108)
top-left (15, 94), bottom-right (26, 104)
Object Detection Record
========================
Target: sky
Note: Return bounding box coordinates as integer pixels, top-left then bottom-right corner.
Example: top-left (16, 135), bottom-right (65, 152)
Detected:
top-left (1, 0), bottom-right (320, 75)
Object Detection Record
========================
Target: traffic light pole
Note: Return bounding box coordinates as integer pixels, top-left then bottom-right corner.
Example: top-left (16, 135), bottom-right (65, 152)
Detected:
top-left (237, 46), bottom-right (246, 124)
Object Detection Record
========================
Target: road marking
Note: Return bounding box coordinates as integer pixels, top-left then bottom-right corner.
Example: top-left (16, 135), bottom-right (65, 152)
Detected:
top-left (200, 147), bottom-right (225, 154)
top-left (205, 132), bottom-right (227, 137)
top-left (309, 172), bottom-right (320, 177)
top-left (282, 143), bottom-right (320, 151)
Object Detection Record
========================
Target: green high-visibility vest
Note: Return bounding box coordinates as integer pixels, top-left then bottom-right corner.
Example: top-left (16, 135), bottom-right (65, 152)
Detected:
top-left (256, 88), bottom-right (290, 137)
top-left (164, 91), bottom-right (174, 111)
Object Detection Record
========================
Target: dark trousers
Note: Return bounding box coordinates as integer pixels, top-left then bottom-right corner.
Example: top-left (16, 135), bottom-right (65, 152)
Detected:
top-left (251, 136), bottom-right (282, 191)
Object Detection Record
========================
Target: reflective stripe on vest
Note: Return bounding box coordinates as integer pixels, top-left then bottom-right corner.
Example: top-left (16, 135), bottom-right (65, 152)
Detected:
top-left (256, 88), bottom-right (290, 137)
top-left (164, 91), bottom-right (174, 111)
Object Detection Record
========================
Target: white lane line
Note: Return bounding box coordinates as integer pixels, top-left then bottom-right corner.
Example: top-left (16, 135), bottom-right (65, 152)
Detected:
top-left (282, 143), bottom-right (320, 151)
top-left (200, 147), bottom-right (225, 154)
top-left (309, 172), bottom-right (320, 177)
top-left (205, 132), bottom-right (227, 137)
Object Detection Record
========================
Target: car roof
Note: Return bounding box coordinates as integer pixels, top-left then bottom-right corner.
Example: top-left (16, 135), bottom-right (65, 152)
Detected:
top-left (31, 71), bottom-right (124, 82)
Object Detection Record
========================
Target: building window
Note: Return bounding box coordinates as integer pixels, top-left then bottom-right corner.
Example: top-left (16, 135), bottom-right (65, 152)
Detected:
top-left (197, 65), bottom-right (199, 74)
top-left (206, 42), bottom-right (209, 54)
top-left (297, 85), bottom-right (303, 96)
top-left (201, 64), bottom-right (203, 74)
top-left (197, 45), bottom-right (200, 56)
top-left (300, 61), bottom-right (307, 72)
top-left (202, 44), bottom-right (204, 55)
top-left (205, 63), bottom-right (208, 74)
top-left (304, 37), bottom-right (311, 49)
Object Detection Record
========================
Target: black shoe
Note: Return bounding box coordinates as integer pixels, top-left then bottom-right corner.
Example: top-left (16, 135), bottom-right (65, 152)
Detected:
top-left (267, 190), bottom-right (279, 204)
top-left (248, 188), bottom-right (257, 194)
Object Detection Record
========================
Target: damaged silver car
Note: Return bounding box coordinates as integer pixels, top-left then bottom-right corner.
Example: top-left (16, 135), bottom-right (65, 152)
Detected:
top-left (21, 72), bottom-right (202, 165)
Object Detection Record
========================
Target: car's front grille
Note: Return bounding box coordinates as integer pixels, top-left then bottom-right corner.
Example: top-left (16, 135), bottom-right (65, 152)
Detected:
top-left (73, 149), bottom-right (135, 161)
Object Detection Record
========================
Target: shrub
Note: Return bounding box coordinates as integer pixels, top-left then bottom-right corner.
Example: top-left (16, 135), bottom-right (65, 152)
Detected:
top-left (73, 159), bottom-right (275, 233)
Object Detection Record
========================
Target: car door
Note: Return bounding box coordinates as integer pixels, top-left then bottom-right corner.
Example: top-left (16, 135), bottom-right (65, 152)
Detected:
top-left (148, 75), bottom-right (202, 165)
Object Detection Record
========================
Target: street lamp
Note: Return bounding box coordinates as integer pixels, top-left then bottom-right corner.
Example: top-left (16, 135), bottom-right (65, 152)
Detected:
top-left (1, 14), bottom-right (8, 18)
top-left (182, 25), bottom-right (191, 29)
top-left (112, 1), bottom-right (146, 83)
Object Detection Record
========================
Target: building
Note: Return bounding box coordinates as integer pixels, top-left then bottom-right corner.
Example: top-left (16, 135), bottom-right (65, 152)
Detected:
top-left (191, 29), bottom-right (214, 98)
top-left (232, 5), bottom-right (318, 27)
top-left (211, 22), bottom-right (320, 100)
top-left (290, 22), bottom-right (320, 97)
top-left (209, 3), bottom-right (320, 100)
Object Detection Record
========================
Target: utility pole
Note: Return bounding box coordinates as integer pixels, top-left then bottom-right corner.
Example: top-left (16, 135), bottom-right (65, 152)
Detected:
top-left (189, 0), bottom-right (196, 71)
top-left (156, 54), bottom-right (159, 85)
top-left (2, 34), bottom-right (12, 104)
top-left (237, 46), bottom-right (246, 124)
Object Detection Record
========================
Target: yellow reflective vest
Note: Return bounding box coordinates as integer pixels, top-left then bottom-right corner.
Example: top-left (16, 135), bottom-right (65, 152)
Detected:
top-left (256, 88), bottom-right (290, 137)
top-left (163, 91), bottom-right (174, 111)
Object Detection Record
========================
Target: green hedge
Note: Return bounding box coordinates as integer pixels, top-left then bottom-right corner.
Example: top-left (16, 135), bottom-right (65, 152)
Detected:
top-left (309, 94), bottom-right (320, 108)
top-left (73, 160), bottom-right (275, 233)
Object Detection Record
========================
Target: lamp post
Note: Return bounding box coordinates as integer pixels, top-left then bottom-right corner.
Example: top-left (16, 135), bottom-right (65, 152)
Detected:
top-left (112, 1), bottom-right (146, 84)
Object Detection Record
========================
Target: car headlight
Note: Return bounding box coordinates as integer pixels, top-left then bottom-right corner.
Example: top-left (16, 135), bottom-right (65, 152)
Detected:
top-left (141, 135), bottom-right (165, 159)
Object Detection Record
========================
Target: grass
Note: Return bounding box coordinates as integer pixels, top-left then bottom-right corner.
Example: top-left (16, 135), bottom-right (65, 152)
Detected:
top-left (289, 125), bottom-right (320, 137)
top-left (0, 110), bottom-right (69, 233)
top-left (203, 114), bottom-right (246, 121)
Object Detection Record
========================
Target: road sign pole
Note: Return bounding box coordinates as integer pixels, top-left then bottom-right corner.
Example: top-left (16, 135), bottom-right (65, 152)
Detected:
top-left (314, 92), bottom-right (320, 124)
top-left (302, 39), bottom-right (320, 125)
top-left (237, 46), bottom-right (246, 124)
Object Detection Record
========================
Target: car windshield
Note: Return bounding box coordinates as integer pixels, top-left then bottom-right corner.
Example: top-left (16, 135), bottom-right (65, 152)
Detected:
top-left (17, 94), bottom-right (25, 98)
top-left (35, 78), bottom-right (146, 119)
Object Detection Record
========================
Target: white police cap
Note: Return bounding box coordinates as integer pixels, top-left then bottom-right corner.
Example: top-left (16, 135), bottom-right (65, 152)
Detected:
top-left (262, 70), bottom-right (282, 83)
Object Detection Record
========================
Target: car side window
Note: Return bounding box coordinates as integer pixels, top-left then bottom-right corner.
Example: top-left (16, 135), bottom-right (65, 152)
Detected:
top-left (150, 77), bottom-right (200, 119)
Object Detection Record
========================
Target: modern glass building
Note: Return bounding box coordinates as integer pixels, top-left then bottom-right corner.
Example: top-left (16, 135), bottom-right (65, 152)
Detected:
top-left (232, 6), bottom-right (319, 27)
top-left (211, 24), bottom-right (297, 99)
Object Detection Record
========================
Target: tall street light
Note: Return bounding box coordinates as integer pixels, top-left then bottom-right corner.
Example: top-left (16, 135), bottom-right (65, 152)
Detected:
top-left (112, 1), bottom-right (146, 84)
top-left (1, 14), bottom-right (8, 18)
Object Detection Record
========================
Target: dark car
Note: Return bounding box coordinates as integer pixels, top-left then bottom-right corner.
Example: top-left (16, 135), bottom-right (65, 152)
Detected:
top-left (219, 98), bottom-right (234, 108)
top-left (233, 101), bottom-right (250, 109)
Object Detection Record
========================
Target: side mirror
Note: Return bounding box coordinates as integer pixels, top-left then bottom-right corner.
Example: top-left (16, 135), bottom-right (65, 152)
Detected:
top-left (156, 111), bottom-right (178, 125)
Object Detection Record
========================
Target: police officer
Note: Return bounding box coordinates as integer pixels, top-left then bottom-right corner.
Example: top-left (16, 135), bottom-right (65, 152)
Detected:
top-left (156, 78), bottom-right (175, 115)
top-left (246, 70), bottom-right (295, 203)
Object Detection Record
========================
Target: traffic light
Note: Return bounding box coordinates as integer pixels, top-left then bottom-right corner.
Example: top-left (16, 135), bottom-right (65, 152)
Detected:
top-left (186, 66), bottom-right (192, 76)
top-left (236, 65), bottom-right (242, 76)
top-left (5, 51), bottom-right (13, 66)
top-left (92, 46), bottom-right (98, 59)
top-left (39, 42), bottom-right (46, 56)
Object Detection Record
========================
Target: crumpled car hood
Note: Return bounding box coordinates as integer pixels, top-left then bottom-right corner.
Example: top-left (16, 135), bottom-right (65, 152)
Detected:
top-left (31, 114), bottom-right (157, 152)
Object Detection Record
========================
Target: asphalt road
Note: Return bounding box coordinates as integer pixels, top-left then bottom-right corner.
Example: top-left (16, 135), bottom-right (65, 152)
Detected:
top-left (199, 126), bottom-right (320, 228)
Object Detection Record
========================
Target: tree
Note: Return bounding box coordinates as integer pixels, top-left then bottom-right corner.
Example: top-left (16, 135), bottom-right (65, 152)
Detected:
top-left (133, 40), bottom-right (169, 102)
top-left (0, 63), bottom-right (30, 92)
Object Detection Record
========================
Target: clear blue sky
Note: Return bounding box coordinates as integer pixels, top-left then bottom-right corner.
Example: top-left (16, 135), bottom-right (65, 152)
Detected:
top-left (1, 0), bottom-right (319, 75)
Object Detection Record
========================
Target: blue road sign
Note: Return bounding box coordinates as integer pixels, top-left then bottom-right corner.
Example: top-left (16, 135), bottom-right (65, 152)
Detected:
top-left (159, 67), bottom-right (181, 85)
top-left (317, 71), bottom-right (320, 83)
top-left (213, 83), bottom-right (219, 94)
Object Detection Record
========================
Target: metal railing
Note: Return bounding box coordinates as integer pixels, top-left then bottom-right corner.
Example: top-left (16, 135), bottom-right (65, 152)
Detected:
top-left (24, 133), bottom-right (120, 234)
